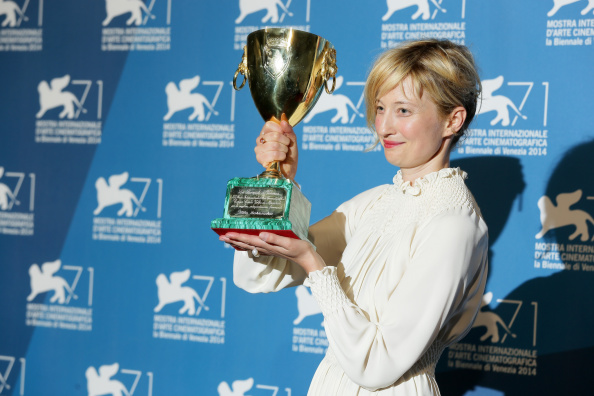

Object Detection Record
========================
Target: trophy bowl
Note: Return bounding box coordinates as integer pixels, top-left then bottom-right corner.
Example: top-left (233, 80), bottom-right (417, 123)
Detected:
top-left (211, 28), bottom-right (337, 242)
top-left (236, 27), bottom-right (337, 128)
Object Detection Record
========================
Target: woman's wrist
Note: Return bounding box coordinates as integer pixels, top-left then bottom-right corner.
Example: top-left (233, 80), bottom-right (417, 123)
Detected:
top-left (301, 249), bottom-right (326, 274)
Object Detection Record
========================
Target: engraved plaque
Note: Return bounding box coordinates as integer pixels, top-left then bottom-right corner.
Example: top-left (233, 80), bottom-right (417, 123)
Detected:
top-left (211, 177), bottom-right (311, 241)
top-left (228, 187), bottom-right (287, 219)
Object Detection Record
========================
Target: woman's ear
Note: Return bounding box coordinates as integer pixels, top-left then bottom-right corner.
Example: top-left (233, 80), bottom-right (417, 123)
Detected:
top-left (444, 106), bottom-right (467, 137)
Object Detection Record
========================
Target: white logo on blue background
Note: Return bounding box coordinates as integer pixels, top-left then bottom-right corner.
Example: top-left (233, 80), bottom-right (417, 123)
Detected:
top-left (27, 259), bottom-right (78, 304)
top-left (382, 0), bottom-right (447, 21)
top-left (536, 190), bottom-right (594, 242)
top-left (235, 0), bottom-right (294, 24)
top-left (471, 292), bottom-right (517, 343)
top-left (293, 285), bottom-right (321, 325)
top-left (0, 167), bottom-right (20, 211)
top-left (164, 76), bottom-right (220, 122)
top-left (36, 75), bottom-right (88, 120)
top-left (102, 0), bottom-right (156, 26)
top-left (218, 378), bottom-right (291, 396)
top-left (94, 172), bottom-right (147, 218)
top-left (548, 0), bottom-right (594, 17)
top-left (0, 356), bottom-right (26, 395)
top-left (154, 269), bottom-right (209, 316)
top-left (86, 363), bottom-right (127, 396)
top-left (0, 0), bottom-right (28, 27)
top-left (477, 76), bottom-right (528, 127)
top-left (303, 76), bottom-right (364, 125)
top-left (218, 378), bottom-right (254, 396)
top-left (86, 363), bottom-right (153, 396)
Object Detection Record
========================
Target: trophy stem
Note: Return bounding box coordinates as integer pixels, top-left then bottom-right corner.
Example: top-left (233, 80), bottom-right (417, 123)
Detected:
top-left (259, 161), bottom-right (284, 179)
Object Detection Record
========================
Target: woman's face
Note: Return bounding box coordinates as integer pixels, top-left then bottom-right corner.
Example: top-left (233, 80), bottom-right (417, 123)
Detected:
top-left (374, 78), bottom-right (460, 180)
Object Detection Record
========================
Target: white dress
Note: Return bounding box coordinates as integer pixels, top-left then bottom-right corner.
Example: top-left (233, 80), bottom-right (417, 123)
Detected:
top-left (233, 168), bottom-right (489, 395)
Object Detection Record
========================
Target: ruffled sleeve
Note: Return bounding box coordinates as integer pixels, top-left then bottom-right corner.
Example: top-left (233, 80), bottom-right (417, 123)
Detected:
top-left (233, 185), bottom-right (388, 293)
top-left (306, 207), bottom-right (488, 390)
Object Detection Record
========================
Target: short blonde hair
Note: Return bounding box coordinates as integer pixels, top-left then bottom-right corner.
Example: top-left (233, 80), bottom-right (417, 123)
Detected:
top-left (364, 39), bottom-right (481, 149)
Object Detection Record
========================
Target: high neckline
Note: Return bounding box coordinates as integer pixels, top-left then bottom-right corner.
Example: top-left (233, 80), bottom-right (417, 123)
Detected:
top-left (392, 167), bottom-right (467, 196)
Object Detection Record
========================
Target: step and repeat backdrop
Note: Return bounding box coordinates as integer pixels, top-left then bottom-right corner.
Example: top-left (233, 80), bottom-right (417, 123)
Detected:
top-left (1, 0), bottom-right (593, 395)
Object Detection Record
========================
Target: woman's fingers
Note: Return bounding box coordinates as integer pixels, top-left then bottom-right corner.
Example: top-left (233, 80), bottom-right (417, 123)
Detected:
top-left (221, 233), bottom-right (271, 255)
top-left (255, 131), bottom-right (292, 166)
top-left (223, 231), bottom-right (325, 274)
top-left (255, 131), bottom-right (292, 147)
top-left (222, 232), bottom-right (292, 257)
top-left (253, 121), bottom-right (298, 180)
top-left (258, 232), bottom-right (291, 251)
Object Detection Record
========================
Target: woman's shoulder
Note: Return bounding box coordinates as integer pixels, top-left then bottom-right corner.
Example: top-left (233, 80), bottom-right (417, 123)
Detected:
top-left (337, 183), bottom-right (391, 212)
top-left (414, 168), bottom-right (486, 228)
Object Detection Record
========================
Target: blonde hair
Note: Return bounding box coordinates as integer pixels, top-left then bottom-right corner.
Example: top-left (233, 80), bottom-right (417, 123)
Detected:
top-left (364, 39), bottom-right (481, 149)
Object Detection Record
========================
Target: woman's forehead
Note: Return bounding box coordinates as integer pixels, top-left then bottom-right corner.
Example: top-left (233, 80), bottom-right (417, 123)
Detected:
top-left (377, 77), bottom-right (425, 101)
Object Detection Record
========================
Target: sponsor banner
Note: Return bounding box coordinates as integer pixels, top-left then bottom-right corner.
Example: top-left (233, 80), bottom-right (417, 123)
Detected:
top-left (292, 326), bottom-right (328, 354)
top-left (0, 0), bottom-right (43, 52)
top-left (533, 189), bottom-right (594, 271)
top-left (380, 0), bottom-right (466, 48)
top-left (533, 242), bottom-right (594, 272)
top-left (545, 0), bottom-right (594, 46)
top-left (24, 259), bottom-right (94, 332)
top-left (101, 0), bottom-right (172, 51)
top-left (458, 76), bottom-right (550, 157)
top-left (162, 76), bottom-right (235, 148)
top-left (217, 377), bottom-right (292, 396)
top-left (152, 270), bottom-right (227, 345)
top-left (233, 0), bottom-right (311, 50)
top-left (34, 75), bottom-right (104, 145)
top-left (91, 172), bottom-right (163, 244)
top-left (300, 77), bottom-right (379, 153)
top-left (446, 343), bottom-right (538, 376)
top-left (301, 125), bottom-right (379, 152)
top-left (291, 285), bottom-right (328, 354)
top-left (444, 293), bottom-right (539, 377)
top-left (545, 19), bottom-right (594, 46)
top-left (0, 167), bottom-right (35, 236)
top-left (0, 355), bottom-right (26, 394)
top-left (85, 362), bottom-right (154, 396)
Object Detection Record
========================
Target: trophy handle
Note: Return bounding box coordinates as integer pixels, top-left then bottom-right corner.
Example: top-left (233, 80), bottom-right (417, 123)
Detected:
top-left (324, 76), bottom-right (336, 94)
top-left (321, 47), bottom-right (338, 94)
top-left (233, 46), bottom-right (249, 91)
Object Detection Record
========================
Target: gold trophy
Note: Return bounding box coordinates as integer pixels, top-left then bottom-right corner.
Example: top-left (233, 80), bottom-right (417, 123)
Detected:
top-left (211, 28), bottom-right (337, 241)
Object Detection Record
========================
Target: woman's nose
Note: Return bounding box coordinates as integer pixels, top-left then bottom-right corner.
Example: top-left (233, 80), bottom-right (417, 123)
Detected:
top-left (377, 116), bottom-right (394, 137)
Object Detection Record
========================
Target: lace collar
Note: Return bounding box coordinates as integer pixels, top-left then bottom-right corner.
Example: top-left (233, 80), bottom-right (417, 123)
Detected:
top-left (392, 167), bottom-right (467, 196)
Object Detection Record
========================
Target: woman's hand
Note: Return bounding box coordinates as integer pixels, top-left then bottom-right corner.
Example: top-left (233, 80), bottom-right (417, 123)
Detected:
top-left (221, 232), bottom-right (326, 274)
top-left (255, 118), bottom-right (298, 181)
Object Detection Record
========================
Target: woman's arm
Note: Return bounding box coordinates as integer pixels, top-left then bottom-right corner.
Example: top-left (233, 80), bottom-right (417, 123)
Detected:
top-left (308, 208), bottom-right (488, 390)
top-left (228, 186), bottom-right (387, 293)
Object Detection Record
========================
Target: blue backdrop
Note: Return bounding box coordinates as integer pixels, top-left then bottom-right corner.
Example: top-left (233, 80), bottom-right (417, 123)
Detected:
top-left (1, 0), bottom-right (593, 395)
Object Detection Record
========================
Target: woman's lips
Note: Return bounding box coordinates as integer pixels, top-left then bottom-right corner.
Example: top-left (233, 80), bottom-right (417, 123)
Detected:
top-left (383, 140), bottom-right (403, 149)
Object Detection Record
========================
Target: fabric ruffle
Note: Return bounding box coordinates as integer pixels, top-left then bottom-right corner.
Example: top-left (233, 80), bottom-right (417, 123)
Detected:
top-left (392, 167), bottom-right (467, 196)
top-left (305, 266), bottom-right (353, 315)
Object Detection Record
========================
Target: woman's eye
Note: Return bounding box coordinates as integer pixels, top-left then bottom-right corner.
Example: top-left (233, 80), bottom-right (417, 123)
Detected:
top-left (376, 106), bottom-right (384, 113)
top-left (398, 108), bottom-right (410, 114)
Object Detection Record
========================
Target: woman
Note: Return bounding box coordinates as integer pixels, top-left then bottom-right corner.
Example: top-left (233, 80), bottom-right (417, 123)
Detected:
top-left (220, 39), bottom-right (489, 396)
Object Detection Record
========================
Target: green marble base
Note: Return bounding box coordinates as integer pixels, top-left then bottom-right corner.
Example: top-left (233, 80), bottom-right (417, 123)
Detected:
top-left (211, 177), bottom-right (311, 241)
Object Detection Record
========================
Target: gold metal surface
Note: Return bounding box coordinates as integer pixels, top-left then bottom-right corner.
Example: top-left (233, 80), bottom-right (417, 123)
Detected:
top-left (233, 28), bottom-right (337, 179)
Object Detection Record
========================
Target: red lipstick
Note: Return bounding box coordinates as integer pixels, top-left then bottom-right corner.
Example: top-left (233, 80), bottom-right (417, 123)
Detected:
top-left (383, 140), bottom-right (403, 149)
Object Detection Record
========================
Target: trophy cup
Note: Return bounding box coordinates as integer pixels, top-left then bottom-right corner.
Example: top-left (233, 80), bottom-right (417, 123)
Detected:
top-left (211, 28), bottom-right (337, 241)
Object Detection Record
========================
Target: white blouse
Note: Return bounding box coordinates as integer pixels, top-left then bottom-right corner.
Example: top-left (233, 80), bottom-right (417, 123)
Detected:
top-left (233, 168), bottom-right (489, 395)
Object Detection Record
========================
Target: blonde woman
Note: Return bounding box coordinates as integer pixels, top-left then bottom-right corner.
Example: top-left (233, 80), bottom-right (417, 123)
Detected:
top-left (220, 39), bottom-right (488, 396)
